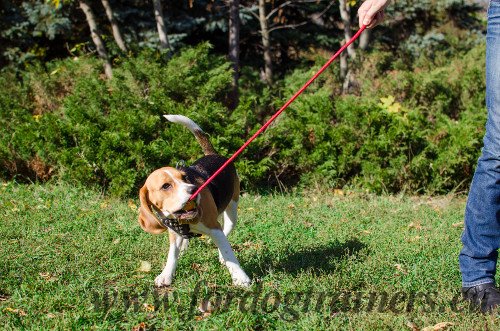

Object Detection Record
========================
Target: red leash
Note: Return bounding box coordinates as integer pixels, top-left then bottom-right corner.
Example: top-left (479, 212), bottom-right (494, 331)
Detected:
top-left (189, 25), bottom-right (368, 201)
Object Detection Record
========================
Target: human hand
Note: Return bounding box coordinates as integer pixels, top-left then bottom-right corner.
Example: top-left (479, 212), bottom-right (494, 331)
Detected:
top-left (358, 0), bottom-right (390, 29)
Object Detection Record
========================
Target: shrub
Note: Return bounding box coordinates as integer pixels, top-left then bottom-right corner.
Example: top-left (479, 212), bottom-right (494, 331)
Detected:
top-left (0, 42), bottom-right (488, 196)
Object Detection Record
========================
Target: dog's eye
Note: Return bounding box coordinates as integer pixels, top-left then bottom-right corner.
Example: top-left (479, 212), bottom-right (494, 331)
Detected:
top-left (161, 183), bottom-right (172, 190)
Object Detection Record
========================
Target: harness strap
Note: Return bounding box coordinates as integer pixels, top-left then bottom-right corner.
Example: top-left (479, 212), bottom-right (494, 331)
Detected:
top-left (150, 204), bottom-right (201, 239)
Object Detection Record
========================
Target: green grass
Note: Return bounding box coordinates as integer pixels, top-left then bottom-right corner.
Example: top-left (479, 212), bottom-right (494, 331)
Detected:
top-left (0, 182), bottom-right (499, 330)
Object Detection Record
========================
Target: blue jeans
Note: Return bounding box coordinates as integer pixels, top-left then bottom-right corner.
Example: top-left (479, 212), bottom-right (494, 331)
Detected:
top-left (459, 0), bottom-right (500, 287)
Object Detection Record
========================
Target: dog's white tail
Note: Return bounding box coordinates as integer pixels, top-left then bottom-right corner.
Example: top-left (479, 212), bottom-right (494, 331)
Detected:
top-left (164, 114), bottom-right (216, 155)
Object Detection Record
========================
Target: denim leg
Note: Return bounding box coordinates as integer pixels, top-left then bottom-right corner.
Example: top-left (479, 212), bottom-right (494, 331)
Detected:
top-left (459, 1), bottom-right (500, 287)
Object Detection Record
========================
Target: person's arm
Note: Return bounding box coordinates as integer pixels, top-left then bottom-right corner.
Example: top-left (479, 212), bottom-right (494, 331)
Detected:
top-left (358, 0), bottom-right (390, 28)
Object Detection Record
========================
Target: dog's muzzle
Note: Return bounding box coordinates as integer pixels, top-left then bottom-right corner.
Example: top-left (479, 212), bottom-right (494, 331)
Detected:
top-left (152, 201), bottom-right (201, 239)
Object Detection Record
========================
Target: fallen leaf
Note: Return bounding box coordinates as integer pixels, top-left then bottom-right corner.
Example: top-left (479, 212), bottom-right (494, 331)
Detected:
top-left (46, 313), bottom-right (56, 318)
top-left (132, 322), bottom-right (146, 331)
top-left (3, 307), bottom-right (27, 316)
top-left (333, 189), bottom-right (344, 196)
top-left (128, 200), bottom-right (138, 211)
top-left (195, 312), bottom-right (211, 321)
top-left (422, 322), bottom-right (453, 331)
top-left (0, 294), bottom-right (9, 301)
top-left (198, 299), bottom-right (215, 313)
top-left (452, 221), bottom-right (464, 228)
top-left (394, 264), bottom-right (408, 275)
top-left (408, 222), bottom-right (423, 230)
top-left (143, 303), bottom-right (155, 312)
top-left (191, 263), bottom-right (202, 273)
top-left (288, 203), bottom-right (295, 209)
top-left (406, 320), bottom-right (419, 331)
top-left (39, 272), bottom-right (58, 282)
top-left (138, 261), bottom-right (151, 273)
top-left (196, 299), bottom-right (215, 320)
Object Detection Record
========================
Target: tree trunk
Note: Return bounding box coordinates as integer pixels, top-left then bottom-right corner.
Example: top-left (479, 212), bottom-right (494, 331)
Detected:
top-left (339, 0), bottom-right (356, 60)
top-left (258, 0), bottom-right (272, 85)
top-left (359, 29), bottom-right (371, 50)
top-left (153, 0), bottom-right (171, 50)
top-left (101, 0), bottom-right (127, 52)
top-left (79, 0), bottom-right (112, 79)
top-left (227, 0), bottom-right (240, 110)
top-left (340, 52), bottom-right (348, 80)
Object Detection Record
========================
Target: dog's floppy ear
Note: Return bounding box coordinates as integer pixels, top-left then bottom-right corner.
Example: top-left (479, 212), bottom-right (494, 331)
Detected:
top-left (138, 185), bottom-right (167, 234)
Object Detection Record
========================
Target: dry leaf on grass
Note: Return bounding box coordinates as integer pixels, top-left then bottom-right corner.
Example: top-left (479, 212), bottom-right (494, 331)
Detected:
top-left (132, 322), bottom-right (146, 331)
top-left (452, 221), bottom-right (464, 228)
top-left (194, 313), bottom-right (211, 321)
top-left (39, 272), bottom-right (58, 282)
top-left (138, 261), bottom-right (151, 273)
top-left (333, 189), bottom-right (344, 196)
top-left (3, 307), bottom-right (27, 316)
top-left (143, 303), bottom-right (155, 312)
top-left (198, 299), bottom-right (215, 313)
top-left (408, 222), bottom-right (423, 230)
top-left (128, 200), bottom-right (138, 211)
top-left (422, 322), bottom-right (453, 331)
top-left (196, 300), bottom-right (215, 321)
top-left (394, 264), bottom-right (408, 275)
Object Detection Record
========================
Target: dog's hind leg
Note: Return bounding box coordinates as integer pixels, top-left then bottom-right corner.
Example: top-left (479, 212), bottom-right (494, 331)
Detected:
top-left (210, 228), bottom-right (251, 287)
top-left (219, 199), bottom-right (238, 264)
top-left (223, 199), bottom-right (238, 237)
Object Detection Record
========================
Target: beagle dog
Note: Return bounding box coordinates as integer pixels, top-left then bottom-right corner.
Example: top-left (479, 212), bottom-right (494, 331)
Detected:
top-left (138, 115), bottom-right (251, 287)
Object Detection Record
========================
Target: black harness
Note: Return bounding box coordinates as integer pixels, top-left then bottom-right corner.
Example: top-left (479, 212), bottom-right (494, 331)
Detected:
top-left (156, 210), bottom-right (201, 239)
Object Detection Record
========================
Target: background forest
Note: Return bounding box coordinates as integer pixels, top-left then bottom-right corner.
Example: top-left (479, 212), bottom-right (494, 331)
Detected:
top-left (0, 0), bottom-right (491, 197)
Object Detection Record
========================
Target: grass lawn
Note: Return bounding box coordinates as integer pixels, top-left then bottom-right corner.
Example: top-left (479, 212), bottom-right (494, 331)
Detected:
top-left (1, 182), bottom-right (499, 330)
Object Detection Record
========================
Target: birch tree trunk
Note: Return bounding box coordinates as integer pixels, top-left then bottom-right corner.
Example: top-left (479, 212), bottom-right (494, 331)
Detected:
top-left (79, 0), bottom-right (113, 79)
top-left (153, 0), bottom-right (171, 50)
top-left (227, 0), bottom-right (240, 109)
top-left (339, 0), bottom-right (355, 90)
top-left (359, 29), bottom-right (371, 50)
top-left (258, 0), bottom-right (273, 85)
top-left (339, 0), bottom-right (356, 60)
top-left (101, 0), bottom-right (127, 52)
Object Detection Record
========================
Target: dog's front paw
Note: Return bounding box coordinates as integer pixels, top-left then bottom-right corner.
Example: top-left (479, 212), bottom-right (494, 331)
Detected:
top-left (232, 273), bottom-right (252, 288)
top-left (154, 273), bottom-right (173, 287)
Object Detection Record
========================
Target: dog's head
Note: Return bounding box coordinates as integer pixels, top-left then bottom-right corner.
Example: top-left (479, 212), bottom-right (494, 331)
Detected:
top-left (138, 167), bottom-right (198, 234)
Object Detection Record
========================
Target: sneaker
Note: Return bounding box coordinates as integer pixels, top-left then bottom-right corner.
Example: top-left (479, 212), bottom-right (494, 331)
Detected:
top-left (462, 283), bottom-right (500, 313)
